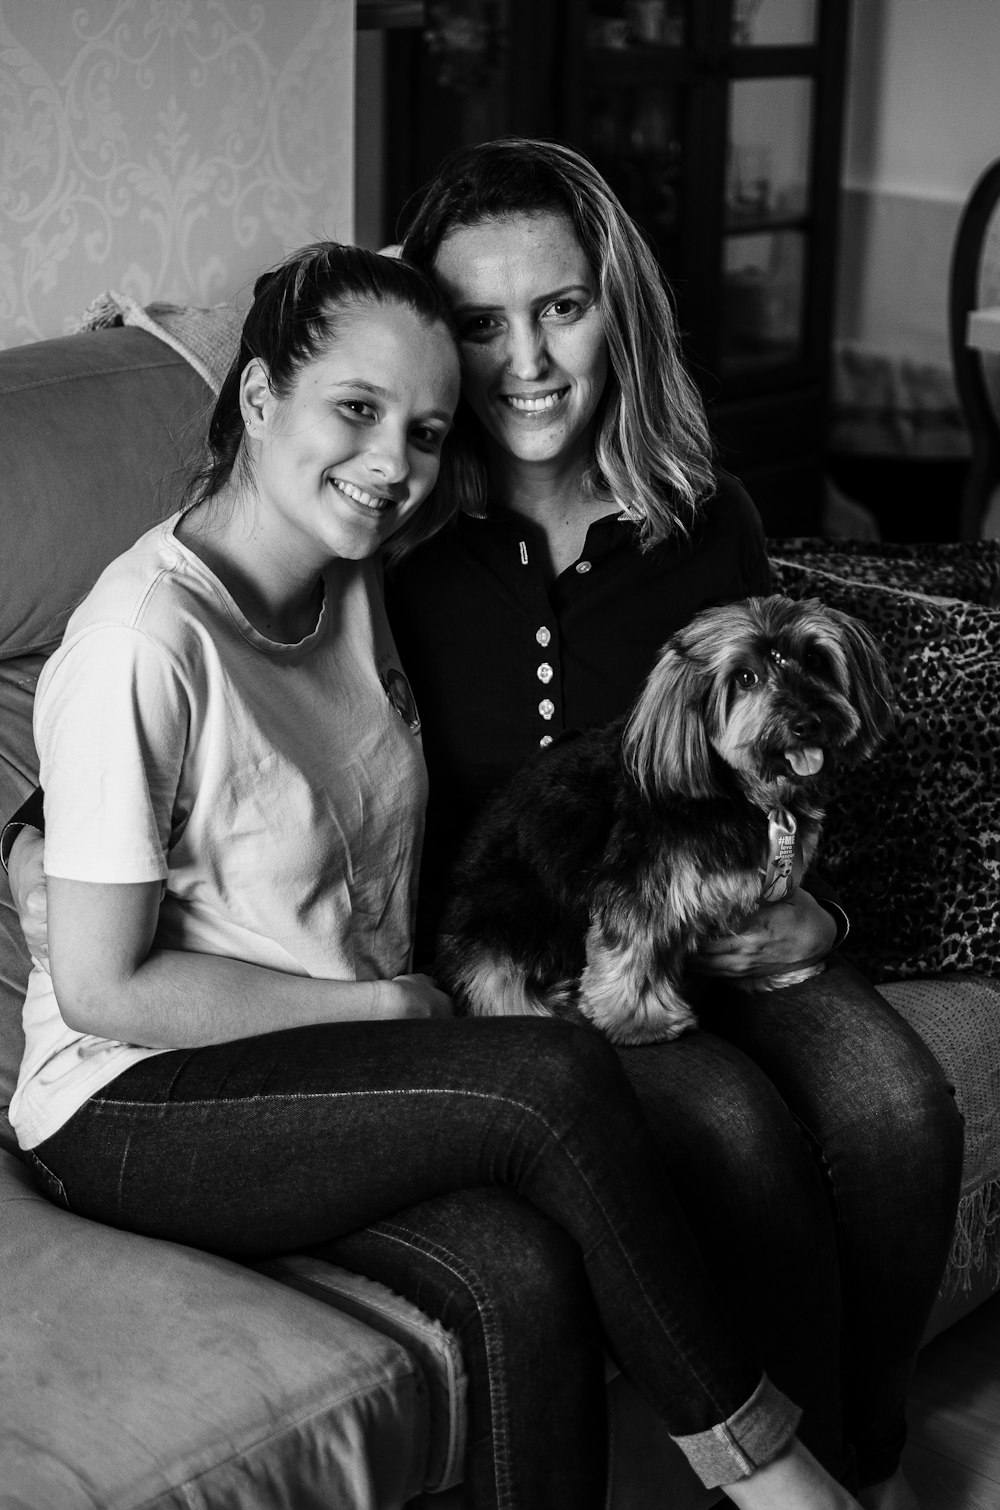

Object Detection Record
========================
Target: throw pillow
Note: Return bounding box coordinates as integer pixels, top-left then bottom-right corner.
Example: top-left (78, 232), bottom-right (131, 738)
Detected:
top-left (769, 554), bottom-right (1000, 983)
top-left (769, 537), bottom-right (1000, 606)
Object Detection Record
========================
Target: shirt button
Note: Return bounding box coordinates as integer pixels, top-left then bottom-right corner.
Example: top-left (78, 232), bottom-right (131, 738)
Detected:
top-left (539, 735), bottom-right (553, 748)
top-left (536, 626), bottom-right (551, 647)
top-left (537, 662), bottom-right (553, 684)
top-left (538, 699), bottom-right (555, 720)
top-left (575, 560), bottom-right (592, 574)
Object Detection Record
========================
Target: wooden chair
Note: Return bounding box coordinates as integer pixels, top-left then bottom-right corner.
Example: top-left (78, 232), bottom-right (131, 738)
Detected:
top-left (948, 156), bottom-right (1000, 539)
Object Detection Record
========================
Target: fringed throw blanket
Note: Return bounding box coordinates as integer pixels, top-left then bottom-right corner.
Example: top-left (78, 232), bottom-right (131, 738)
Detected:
top-left (71, 291), bottom-right (239, 394)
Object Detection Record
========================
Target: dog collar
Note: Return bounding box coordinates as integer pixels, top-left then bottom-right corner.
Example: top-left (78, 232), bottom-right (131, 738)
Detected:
top-left (760, 807), bottom-right (798, 903)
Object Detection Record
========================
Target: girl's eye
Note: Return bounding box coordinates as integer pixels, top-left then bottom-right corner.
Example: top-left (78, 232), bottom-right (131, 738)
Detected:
top-left (412, 426), bottom-right (446, 452)
top-left (340, 400), bottom-right (377, 421)
top-left (734, 668), bottom-right (759, 690)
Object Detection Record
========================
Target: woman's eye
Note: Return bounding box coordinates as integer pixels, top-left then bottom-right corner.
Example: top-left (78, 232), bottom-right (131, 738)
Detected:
top-left (544, 298), bottom-right (582, 320)
top-left (459, 315), bottom-right (500, 342)
top-left (734, 668), bottom-right (759, 690)
top-left (412, 426), bottom-right (445, 452)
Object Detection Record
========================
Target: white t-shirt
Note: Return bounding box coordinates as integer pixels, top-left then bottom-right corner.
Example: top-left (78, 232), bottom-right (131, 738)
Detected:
top-left (11, 513), bottom-right (427, 1150)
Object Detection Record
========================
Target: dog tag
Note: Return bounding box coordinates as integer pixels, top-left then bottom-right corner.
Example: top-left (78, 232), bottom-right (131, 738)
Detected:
top-left (761, 807), bottom-right (798, 904)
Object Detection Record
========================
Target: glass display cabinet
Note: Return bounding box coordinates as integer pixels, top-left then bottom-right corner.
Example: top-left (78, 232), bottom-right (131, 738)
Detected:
top-left (383, 0), bottom-right (851, 533)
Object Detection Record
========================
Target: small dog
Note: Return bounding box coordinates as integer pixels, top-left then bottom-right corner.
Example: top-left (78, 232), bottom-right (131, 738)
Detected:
top-left (436, 595), bottom-right (894, 1046)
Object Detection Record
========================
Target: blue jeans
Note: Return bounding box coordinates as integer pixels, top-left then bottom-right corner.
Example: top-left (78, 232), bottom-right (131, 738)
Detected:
top-left (623, 957), bottom-right (964, 1491)
top-left (28, 960), bottom-right (962, 1509)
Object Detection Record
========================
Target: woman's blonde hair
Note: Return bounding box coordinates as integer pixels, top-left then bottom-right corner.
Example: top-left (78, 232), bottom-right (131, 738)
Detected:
top-left (399, 137), bottom-right (716, 545)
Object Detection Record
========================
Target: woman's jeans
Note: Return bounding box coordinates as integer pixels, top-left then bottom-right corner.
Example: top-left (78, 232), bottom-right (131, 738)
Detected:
top-left (29, 958), bottom-right (963, 1510)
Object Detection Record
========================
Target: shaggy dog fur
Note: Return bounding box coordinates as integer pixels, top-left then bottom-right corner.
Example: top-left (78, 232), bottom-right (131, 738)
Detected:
top-left (436, 595), bottom-right (895, 1046)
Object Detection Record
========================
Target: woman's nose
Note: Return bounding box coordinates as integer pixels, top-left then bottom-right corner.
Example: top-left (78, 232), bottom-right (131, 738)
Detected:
top-left (506, 321), bottom-right (548, 380)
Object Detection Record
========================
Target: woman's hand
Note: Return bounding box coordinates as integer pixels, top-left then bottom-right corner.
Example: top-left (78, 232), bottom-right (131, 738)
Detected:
top-left (382, 973), bottom-right (454, 1020)
top-left (7, 826), bottom-right (48, 968)
top-left (691, 888), bottom-right (837, 980)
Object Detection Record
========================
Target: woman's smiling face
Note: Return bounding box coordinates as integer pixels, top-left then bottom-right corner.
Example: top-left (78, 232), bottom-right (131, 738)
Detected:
top-left (432, 212), bottom-right (610, 473)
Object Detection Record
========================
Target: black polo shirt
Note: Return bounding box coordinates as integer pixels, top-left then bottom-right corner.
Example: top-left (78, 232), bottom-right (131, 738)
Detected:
top-left (386, 471), bottom-right (770, 951)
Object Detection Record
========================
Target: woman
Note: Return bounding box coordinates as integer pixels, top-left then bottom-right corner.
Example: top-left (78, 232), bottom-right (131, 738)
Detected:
top-left (383, 139), bottom-right (961, 1510)
top-left (3, 239), bottom-right (872, 1510)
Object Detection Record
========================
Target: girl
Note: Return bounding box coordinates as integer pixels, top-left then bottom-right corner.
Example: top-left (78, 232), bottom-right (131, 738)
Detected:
top-left (6, 241), bottom-right (872, 1510)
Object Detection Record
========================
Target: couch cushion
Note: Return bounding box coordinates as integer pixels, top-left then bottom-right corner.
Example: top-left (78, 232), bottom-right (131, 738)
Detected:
top-left (0, 327), bottom-right (211, 660)
top-left (0, 1149), bottom-right (430, 1509)
top-left (770, 550), bottom-right (1000, 983)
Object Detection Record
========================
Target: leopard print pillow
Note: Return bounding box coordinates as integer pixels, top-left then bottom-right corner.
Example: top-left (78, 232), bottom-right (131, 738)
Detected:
top-left (770, 553), bottom-right (1000, 983)
top-left (769, 537), bottom-right (1000, 606)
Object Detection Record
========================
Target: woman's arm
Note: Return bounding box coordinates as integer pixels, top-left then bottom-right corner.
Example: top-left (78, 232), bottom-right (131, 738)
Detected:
top-left (48, 876), bottom-right (451, 1047)
top-left (6, 825), bottom-right (48, 967)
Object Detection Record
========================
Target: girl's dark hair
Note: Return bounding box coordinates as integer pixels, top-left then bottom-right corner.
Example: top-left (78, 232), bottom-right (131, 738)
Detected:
top-left (187, 241), bottom-right (459, 563)
top-left (399, 137), bottom-right (715, 544)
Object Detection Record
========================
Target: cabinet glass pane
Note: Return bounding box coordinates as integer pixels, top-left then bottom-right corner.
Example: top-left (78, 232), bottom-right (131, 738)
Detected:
top-left (586, 1), bottom-right (687, 51)
top-left (720, 230), bottom-right (805, 371)
top-left (731, 0), bottom-right (817, 47)
top-left (725, 77), bottom-right (812, 227)
top-left (586, 85), bottom-right (684, 258)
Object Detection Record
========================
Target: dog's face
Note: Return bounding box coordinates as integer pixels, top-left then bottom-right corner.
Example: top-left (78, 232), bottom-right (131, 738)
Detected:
top-left (625, 595), bottom-right (896, 805)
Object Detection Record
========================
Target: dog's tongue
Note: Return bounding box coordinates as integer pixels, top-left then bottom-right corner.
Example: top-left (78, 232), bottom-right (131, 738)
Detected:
top-left (787, 747), bottom-right (824, 777)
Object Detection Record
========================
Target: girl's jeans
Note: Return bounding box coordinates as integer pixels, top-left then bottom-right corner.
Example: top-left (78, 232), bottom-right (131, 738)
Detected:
top-left (29, 958), bottom-right (963, 1510)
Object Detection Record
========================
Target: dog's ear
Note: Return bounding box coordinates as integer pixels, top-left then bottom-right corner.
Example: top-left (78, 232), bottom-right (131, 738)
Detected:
top-left (623, 645), bottom-right (721, 802)
top-left (831, 609), bottom-right (897, 764)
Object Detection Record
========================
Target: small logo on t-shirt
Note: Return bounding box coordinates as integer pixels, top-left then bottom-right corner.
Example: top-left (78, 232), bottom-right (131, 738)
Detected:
top-left (380, 667), bottom-right (421, 736)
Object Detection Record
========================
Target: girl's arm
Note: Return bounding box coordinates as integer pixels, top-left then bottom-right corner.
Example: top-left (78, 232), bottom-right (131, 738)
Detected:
top-left (48, 875), bottom-right (451, 1047)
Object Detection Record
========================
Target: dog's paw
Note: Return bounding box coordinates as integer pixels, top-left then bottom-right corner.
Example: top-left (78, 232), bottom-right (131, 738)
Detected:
top-left (443, 942), bottom-right (574, 1021)
top-left (580, 925), bottom-right (696, 1044)
top-left (579, 949), bottom-right (696, 1045)
top-left (597, 996), bottom-right (697, 1046)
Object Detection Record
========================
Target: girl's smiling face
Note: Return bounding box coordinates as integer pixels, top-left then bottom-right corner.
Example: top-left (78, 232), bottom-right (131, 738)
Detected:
top-left (432, 212), bottom-right (609, 474)
top-left (245, 301), bottom-right (459, 568)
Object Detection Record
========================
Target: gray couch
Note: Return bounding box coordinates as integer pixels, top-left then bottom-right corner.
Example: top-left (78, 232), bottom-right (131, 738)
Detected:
top-left (2, 313), bottom-right (998, 1508)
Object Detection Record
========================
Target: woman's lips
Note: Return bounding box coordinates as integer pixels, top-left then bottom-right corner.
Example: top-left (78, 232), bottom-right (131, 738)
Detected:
top-left (500, 387), bottom-right (570, 414)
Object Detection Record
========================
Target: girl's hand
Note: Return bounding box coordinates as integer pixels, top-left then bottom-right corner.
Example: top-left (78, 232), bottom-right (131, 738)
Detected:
top-left (691, 888), bottom-right (837, 980)
top-left (7, 826), bottom-right (49, 968)
top-left (384, 973), bottom-right (454, 1020)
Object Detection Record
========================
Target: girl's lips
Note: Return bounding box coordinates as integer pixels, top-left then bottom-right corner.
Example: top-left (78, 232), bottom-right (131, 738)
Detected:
top-left (331, 478), bottom-right (396, 514)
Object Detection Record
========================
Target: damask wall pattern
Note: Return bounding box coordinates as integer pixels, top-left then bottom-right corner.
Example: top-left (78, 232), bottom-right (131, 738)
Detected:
top-left (0, 0), bottom-right (355, 349)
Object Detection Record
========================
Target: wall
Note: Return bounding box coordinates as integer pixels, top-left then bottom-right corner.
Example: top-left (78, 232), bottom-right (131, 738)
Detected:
top-left (0, 0), bottom-right (355, 349)
top-left (354, 27), bottom-right (385, 250)
top-left (837, 0), bottom-right (1000, 367)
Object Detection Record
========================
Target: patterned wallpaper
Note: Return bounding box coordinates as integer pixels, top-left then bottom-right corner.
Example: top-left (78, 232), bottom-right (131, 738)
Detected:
top-left (0, 0), bottom-right (355, 349)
